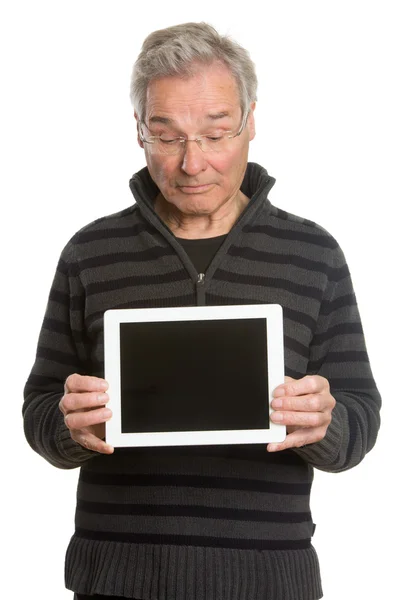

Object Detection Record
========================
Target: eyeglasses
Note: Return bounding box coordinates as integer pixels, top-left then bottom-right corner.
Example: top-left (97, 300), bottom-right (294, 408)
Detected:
top-left (139, 111), bottom-right (249, 155)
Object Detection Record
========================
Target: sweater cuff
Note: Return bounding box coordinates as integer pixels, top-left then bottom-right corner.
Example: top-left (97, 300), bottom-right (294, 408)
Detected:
top-left (292, 401), bottom-right (346, 469)
top-left (56, 416), bottom-right (98, 465)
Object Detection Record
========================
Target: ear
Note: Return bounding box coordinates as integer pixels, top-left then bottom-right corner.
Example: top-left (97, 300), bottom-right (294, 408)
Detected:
top-left (134, 111), bottom-right (144, 149)
top-left (247, 102), bottom-right (256, 141)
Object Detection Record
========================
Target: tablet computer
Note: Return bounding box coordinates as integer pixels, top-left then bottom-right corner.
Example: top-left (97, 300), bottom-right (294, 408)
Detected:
top-left (104, 304), bottom-right (285, 447)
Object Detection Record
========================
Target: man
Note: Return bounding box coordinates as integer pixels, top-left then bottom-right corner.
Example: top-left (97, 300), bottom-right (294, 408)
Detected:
top-left (23, 22), bottom-right (381, 600)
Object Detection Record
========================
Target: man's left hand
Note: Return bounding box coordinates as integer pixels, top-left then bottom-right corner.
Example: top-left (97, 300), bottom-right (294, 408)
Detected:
top-left (267, 375), bottom-right (336, 452)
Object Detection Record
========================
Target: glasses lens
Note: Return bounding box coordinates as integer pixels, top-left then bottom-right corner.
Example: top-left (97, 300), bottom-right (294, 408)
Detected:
top-left (201, 136), bottom-right (228, 153)
top-left (146, 134), bottom-right (233, 154)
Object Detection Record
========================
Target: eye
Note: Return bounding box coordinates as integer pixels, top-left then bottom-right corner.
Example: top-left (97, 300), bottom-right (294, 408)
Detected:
top-left (206, 135), bottom-right (224, 142)
top-left (159, 134), bottom-right (181, 144)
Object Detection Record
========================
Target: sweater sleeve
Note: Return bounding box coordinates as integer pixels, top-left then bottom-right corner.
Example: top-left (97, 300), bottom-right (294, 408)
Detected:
top-left (293, 243), bottom-right (381, 472)
top-left (23, 240), bottom-right (96, 469)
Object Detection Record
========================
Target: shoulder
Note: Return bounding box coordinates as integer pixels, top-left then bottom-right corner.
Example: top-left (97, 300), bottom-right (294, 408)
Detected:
top-left (58, 203), bottom-right (144, 267)
top-left (70, 204), bottom-right (141, 244)
top-left (267, 205), bottom-right (348, 270)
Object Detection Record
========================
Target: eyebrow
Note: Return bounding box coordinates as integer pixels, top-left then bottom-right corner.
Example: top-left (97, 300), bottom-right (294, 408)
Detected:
top-left (148, 111), bottom-right (232, 125)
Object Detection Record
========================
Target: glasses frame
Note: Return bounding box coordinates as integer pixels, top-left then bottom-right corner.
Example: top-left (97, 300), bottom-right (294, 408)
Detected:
top-left (138, 110), bottom-right (250, 155)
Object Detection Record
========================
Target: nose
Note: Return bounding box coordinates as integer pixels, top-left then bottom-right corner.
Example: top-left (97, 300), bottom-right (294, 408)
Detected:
top-left (180, 140), bottom-right (207, 176)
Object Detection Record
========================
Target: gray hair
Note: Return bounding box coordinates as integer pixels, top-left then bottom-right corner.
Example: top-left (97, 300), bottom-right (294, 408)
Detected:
top-left (130, 22), bottom-right (258, 121)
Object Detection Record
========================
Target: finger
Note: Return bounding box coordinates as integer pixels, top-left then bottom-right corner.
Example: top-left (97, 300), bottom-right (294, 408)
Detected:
top-left (270, 409), bottom-right (329, 428)
top-left (267, 426), bottom-right (326, 452)
top-left (273, 375), bottom-right (328, 398)
top-left (71, 430), bottom-right (114, 454)
top-left (60, 391), bottom-right (109, 414)
top-left (64, 407), bottom-right (112, 430)
top-left (271, 392), bottom-right (333, 412)
top-left (64, 373), bottom-right (108, 394)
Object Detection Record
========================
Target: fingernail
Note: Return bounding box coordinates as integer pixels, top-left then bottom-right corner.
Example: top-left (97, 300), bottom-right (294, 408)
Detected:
top-left (272, 412), bottom-right (283, 421)
top-left (98, 393), bottom-right (109, 402)
top-left (103, 408), bottom-right (112, 419)
top-left (272, 398), bottom-right (283, 408)
top-left (268, 444), bottom-right (278, 452)
top-left (100, 381), bottom-right (108, 390)
top-left (273, 387), bottom-right (285, 397)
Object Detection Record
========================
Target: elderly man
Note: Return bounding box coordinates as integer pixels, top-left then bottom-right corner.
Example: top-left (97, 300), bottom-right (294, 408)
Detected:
top-left (23, 22), bottom-right (381, 600)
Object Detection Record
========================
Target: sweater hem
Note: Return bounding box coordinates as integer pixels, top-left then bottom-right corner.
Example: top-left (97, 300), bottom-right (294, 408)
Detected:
top-left (65, 535), bottom-right (323, 600)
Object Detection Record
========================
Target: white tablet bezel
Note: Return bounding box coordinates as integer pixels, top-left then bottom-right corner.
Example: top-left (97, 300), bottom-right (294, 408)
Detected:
top-left (104, 304), bottom-right (285, 447)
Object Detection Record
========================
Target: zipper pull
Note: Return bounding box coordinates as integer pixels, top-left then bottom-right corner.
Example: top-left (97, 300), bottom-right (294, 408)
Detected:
top-left (196, 273), bottom-right (206, 305)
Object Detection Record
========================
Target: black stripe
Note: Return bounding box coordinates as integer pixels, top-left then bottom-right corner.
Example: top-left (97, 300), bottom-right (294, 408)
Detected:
top-left (312, 322), bottom-right (364, 345)
top-left (57, 258), bottom-right (69, 276)
top-left (73, 223), bottom-right (151, 243)
top-left (42, 317), bottom-right (70, 336)
top-left (36, 346), bottom-right (79, 368)
top-left (25, 373), bottom-right (63, 389)
top-left (320, 293), bottom-right (357, 315)
top-left (203, 297), bottom-right (317, 334)
top-left (77, 247), bottom-right (176, 272)
top-left (284, 335), bottom-right (309, 359)
top-left (86, 270), bottom-right (188, 296)
top-left (283, 307), bottom-right (317, 333)
top-left (75, 527), bottom-right (311, 551)
top-left (329, 378), bottom-right (376, 390)
top-left (285, 367), bottom-right (305, 379)
top-left (228, 246), bottom-right (348, 281)
top-left (344, 404), bottom-right (358, 468)
top-left (76, 500), bottom-right (312, 523)
top-left (49, 289), bottom-right (69, 307)
top-left (205, 296), bottom-right (315, 334)
top-left (214, 269), bottom-right (323, 301)
top-left (99, 445), bottom-right (309, 466)
top-left (48, 289), bottom-right (85, 312)
top-left (242, 224), bottom-right (338, 249)
top-left (308, 351), bottom-right (369, 372)
top-left (79, 472), bottom-right (311, 495)
top-left (85, 293), bottom-right (196, 328)
top-left (42, 317), bottom-right (85, 343)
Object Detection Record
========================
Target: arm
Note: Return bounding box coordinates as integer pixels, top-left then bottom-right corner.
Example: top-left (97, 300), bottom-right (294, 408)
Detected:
top-left (268, 244), bottom-right (381, 472)
top-left (22, 241), bottom-right (110, 469)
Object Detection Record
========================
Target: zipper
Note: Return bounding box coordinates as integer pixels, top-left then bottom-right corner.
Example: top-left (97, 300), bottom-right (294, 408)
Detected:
top-left (196, 273), bottom-right (206, 306)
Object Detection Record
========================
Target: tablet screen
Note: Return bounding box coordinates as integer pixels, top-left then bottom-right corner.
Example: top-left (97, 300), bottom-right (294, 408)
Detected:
top-left (119, 318), bottom-right (269, 433)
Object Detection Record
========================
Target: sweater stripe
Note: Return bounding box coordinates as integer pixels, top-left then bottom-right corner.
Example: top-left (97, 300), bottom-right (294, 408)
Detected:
top-left (68, 247), bottom-right (176, 272)
top-left (74, 222), bottom-right (150, 243)
top-left (86, 270), bottom-right (188, 295)
top-left (74, 528), bottom-right (311, 551)
top-left (79, 471), bottom-right (312, 495)
top-left (242, 223), bottom-right (338, 248)
top-left (227, 246), bottom-right (349, 280)
top-left (214, 269), bottom-right (324, 301)
top-left (77, 500), bottom-right (312, 523)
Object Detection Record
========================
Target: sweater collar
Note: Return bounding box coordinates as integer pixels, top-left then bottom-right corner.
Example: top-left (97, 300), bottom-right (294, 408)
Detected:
top-left (128, 163), bottom-right (276, 281)
top-left (128, 162), bottom-right (275, 219)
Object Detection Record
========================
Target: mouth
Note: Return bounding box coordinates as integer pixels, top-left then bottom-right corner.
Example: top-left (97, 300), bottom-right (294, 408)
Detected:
top-left (178, 183), bottom-right (214, 194)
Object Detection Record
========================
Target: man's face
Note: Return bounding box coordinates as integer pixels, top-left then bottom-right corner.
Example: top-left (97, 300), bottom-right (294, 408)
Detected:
top-left (136, 62), bottom-right (255, 218)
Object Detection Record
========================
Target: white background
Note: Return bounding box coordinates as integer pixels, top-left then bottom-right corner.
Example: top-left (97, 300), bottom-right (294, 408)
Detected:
top-left (1, 1), bottom-right (398, 599)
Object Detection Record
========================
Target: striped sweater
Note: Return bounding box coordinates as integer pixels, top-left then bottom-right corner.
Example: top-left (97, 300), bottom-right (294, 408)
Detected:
top-left (23, 162), bottom-right (381, 600)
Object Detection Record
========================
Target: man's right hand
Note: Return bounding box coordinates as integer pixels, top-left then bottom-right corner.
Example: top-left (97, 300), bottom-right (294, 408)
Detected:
top-left (59, 373), bottom-right (114, 454)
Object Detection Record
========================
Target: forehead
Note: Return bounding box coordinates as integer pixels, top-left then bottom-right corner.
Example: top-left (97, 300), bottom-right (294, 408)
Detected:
top-left (145, 62), bottom-right (241, 123)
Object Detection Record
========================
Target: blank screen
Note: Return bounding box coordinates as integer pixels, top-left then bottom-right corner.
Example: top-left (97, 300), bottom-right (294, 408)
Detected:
top-left (120, 318), bottom-right (269, 433)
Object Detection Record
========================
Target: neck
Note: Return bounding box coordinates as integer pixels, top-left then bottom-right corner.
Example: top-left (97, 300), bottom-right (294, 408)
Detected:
top-left (154, 191), bottom-right (250, 240)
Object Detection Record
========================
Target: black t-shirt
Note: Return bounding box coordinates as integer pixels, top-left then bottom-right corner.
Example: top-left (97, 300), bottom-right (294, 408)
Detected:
top-left (176, 234), bottom-right (227, 274)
